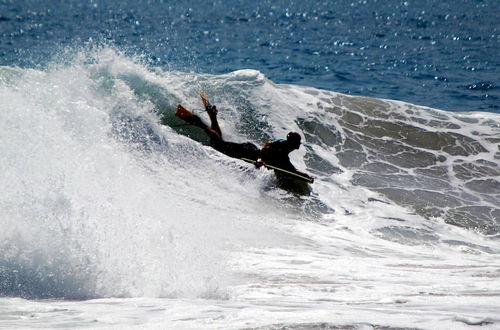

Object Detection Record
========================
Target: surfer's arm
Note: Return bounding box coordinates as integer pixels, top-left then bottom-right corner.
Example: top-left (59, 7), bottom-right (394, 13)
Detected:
top-left (277, 158), bottom-right (314, 183)
top-left (285, 162), bottom-right (314, 183)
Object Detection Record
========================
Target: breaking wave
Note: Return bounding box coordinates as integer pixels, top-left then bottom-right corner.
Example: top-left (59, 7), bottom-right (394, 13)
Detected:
top-left (1, 48), bottom-right (498, 300)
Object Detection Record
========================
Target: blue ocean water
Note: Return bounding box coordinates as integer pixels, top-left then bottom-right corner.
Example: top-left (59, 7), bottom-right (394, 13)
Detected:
top-left (1, 0), bottom-right (498, 112)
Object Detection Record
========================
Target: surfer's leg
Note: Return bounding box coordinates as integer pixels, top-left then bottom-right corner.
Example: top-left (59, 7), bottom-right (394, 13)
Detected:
top-left (177, 104), bottom-right (223, 143)
top-left (204, 127), bottom-right (223, 144)
top-left (182, 114), bottom-right (209, 130)
top-left (181, 113), bottom-right (223, 143)
top-left (207, 107), bottom-right (223, 139)
top-left (186, 114), bottom-right (222, 143)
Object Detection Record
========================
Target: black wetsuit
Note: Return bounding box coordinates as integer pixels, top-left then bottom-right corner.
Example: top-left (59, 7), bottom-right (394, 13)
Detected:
top-left (260, 140), bottom-right (296, 172)
top-left (211, 140), bottom-right (260, 161)
top-left (183, 113), bottom-right (260, 161)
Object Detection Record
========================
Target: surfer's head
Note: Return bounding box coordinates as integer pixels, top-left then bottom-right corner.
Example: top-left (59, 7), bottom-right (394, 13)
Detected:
top-left (286, 131), bottom-right (301, 150)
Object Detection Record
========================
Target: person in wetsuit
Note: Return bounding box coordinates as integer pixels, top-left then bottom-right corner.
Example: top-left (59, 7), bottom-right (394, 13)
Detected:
top-left (176, 93), bottom-right (313, 183)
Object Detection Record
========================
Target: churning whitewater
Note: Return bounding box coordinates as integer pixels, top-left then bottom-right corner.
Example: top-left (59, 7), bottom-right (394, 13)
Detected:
top-left (1, 50), bottom-right (499, 329)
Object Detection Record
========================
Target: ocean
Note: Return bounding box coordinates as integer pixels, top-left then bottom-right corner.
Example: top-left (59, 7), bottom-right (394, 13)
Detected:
top-left (1, 1), bottom-right (499, 329)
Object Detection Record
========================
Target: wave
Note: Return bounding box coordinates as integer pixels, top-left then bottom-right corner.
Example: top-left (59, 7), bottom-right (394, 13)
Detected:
top-left (1, 48), bottom-right (499, 300)
top-left (297, 91), bottom-right (499, 235)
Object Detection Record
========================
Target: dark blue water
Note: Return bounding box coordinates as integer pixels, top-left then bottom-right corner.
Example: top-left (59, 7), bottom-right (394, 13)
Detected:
top-left (1, 0), bottom-right (498, 112)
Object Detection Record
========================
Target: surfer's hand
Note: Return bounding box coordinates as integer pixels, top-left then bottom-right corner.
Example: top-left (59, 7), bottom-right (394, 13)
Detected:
top-left (305, 173), bottom-right (314, 183)
top-left (254, 160), bottom-right (265, 168)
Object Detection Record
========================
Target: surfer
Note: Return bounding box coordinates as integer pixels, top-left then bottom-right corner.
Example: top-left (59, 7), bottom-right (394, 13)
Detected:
top-left (176, 92), bottom-right (313, 183)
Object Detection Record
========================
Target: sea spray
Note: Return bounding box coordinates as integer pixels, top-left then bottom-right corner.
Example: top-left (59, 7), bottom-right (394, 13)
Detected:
top-left (0, 52), bottom-right (289, 300)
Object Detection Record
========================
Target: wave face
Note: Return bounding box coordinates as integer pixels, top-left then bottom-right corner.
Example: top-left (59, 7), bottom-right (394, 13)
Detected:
top-left (1, 49), bottom-right (499, 301)
top-left (298, 92), bottom-right (500, 234)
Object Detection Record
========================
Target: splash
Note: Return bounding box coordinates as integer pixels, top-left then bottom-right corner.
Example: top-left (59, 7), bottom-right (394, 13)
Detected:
top-left (0, 49), bottom-right (286, 299)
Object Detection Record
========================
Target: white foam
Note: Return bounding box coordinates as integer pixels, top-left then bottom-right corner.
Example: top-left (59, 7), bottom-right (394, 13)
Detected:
top-left (0, 53), bottom-right (291, 300)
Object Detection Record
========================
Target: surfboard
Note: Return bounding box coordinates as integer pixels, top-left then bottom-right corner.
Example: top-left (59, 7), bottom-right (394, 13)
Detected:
top-left (240, 158), bottom-right (314, 183)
